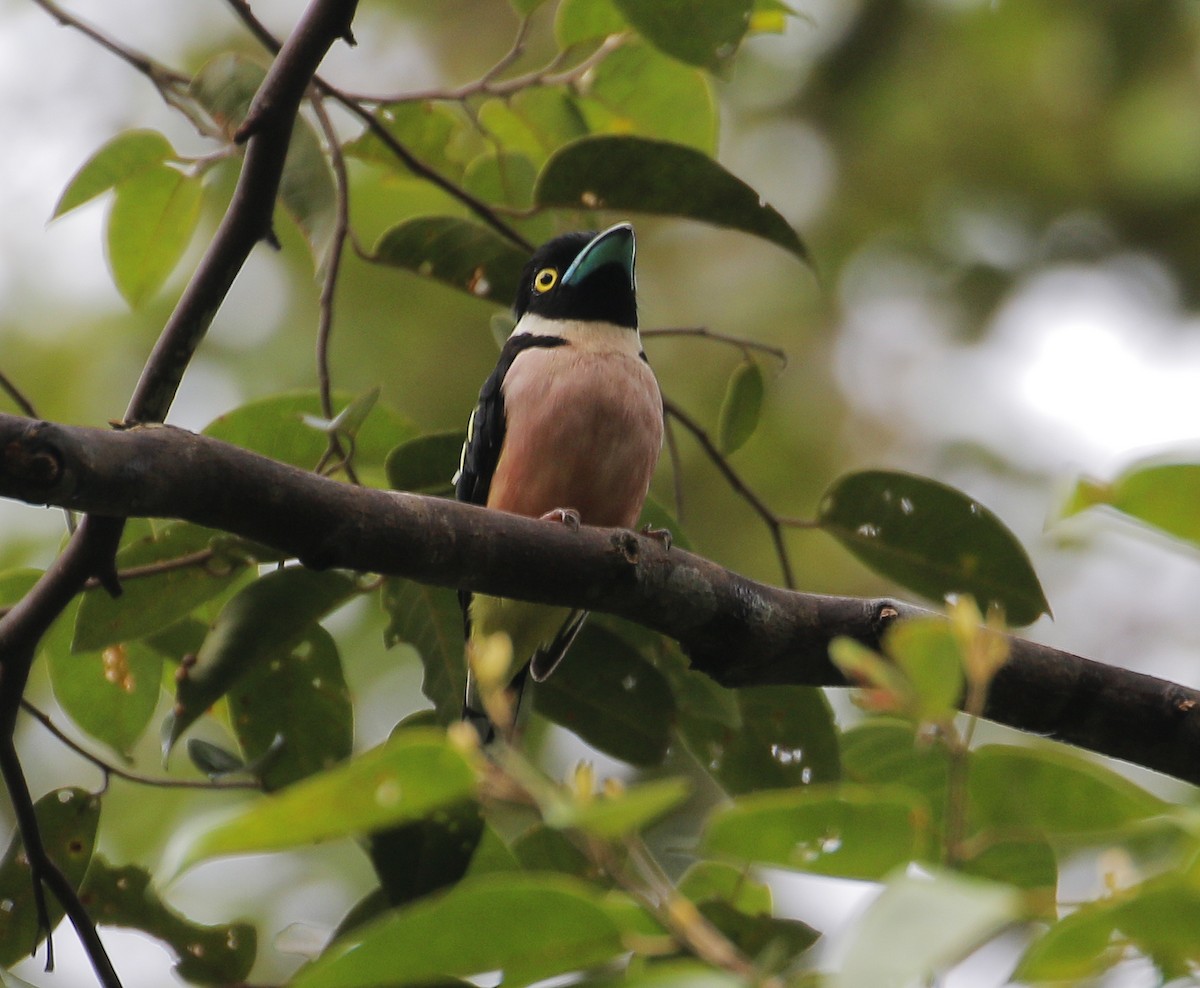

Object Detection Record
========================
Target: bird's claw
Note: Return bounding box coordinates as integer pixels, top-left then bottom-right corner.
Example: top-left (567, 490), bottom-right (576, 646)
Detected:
top-left (541, 507), bottom-right (582, 531)
top-left (640, 525), bottom-right (673, 551)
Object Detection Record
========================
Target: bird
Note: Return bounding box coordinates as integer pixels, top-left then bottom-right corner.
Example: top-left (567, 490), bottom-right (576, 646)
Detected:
top-left (454, 223), bottom-right (664, 742)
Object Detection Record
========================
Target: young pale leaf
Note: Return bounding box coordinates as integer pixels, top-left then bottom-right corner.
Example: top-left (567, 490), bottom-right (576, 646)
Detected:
top-left (577, 43), bottom-right (718, 154)
top-left (1062, 462), bottom-right (1200, 548)
top-left (81, 857), bottom-right (256, 985)
top-left (170, 729), bottom-right (478, 876)
top-left (681, 685), bottom-right (840, 794)
top-left (107, 165), bottom-right (203, 308)
top-left (612, 0), bottom-right (752, 73)
top-left (818, 470), bottom-right (1050, 626)
top-left (535, 625), bottom-right (676, 766)
top-left (463, 151), bottom-right (538, 210)
top-left (386, 431), bottom-right (466, 495)
top-left (228, 624), bottom-right (353, 791)
top-left (291, 875), bottom-right (626, 988)
top-left (883, 617), bottom-right (966, 722)
top-left (832, 869), bottom-right (1025, 988)
top-left (373, 216), bottom-right (529, 305)
top-left (343, 101), bottom-right (467, 180)
top-left (969, 744), bottom-right (1167, 835)
top-left (546, 777), bottom-right (691, 838)
top-left (381, 578), bottom-right (465, 722)
top-left (555, 0), bottom-right (626, 47)
top-left (53, 129), bottom-right (173, 218)
top-left (164, 568), bottom-right (359, 751)
top-left (716, 359), bottom-right (764, 455)
top-left (701, 785), bottom-right (929, 880)
top-left (203, 391), bottom-right (414, 484)
top-left (535, 136), bottom-right (808, 262)
top-left (0, 789), bottom-right (100, 966)
top-left (73, 522), bottom-right (249, 652)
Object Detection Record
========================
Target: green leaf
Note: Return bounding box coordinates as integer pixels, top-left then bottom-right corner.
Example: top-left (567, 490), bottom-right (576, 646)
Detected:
top-left (510, 824), bottom-right (593, 877)
top-left (969, 745), bottom-right (1167, 836)
top-left (818, 470), bottom-right (1050, 626)
top-left (833, 869), bottom-right (1025, 988)
top-left (477, 90), bottom-right (590, 170)
top-left (578, 43), bottom-right (718, 154)
top-left (546, 777), bottom-right (691, 837)
top-left (292, 875), bottom-right (626, 988)
top-left (0, 789), bottom-right (100, 966)
top-left (701, 785), bottom-right (930, 880)
top-left (555, 0), bottom-right (626, 47)
top-left (386, 430), bottom-right (466, 496)
top-left (716, 359), bottom-right (764, 455)
top-left (203, 391), bottom-right (414, 484)
top-left (536, 136), bottom-right (807, 262)
top-left (612, 0), bottom-right (752, 72)
top-left (681, 685), bottom-right (840, 795)
top-left (80, 857), bottom-right (256, 985)
top-left (381, 578), bottom-right (465, 722)
top-left (535, 625), bottom-right (675, 767)
top-left (344, 101), bottom-right (469, 181)
top-left (164, 568), bottom-right (360, 751)
top-left (677, 861), bottom-right (772, 915)
top-left (53, 129), bottom-right (173, 218)
top-left (1062, 461), bottom-right (1200, 548)
top-left (585, 960), bottom-right (746, 988)
top-left (373, 216), bottom-right (530, 305)
top-left (73, 522), bottom-right (250, 652)
top-left (367, 802), bottom-right (486, 907)
top-left (463, 151), bottom-right (538, 210)
top-left (228, 624), bottom-right (353, 790)
top-left (839, 719), bottom-right (949, 828)
top-left (50, 640), bottom-right (162, 758)
top-left (107, 164), bottom-right (203, 307)
top-left (961, 839), bottom-right (1057, 916)
top-left (190, 52), bottom-right (263, 138)
top-left (699, 900), bottom-right (820, 962)
top-left (280, 112), bottom-right (338, 275)
top-left (170, 729), bottom-right (478, 876)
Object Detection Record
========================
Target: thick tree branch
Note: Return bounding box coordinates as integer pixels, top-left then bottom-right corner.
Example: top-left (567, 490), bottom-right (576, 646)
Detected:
top-left (2, 413), bottom-right (1199, 786)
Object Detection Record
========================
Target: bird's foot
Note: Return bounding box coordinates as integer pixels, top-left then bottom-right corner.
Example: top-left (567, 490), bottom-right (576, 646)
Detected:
top-left (640, 525), bottom-right (673, 551)
top-left (541, 507), bottom-right (582, 531)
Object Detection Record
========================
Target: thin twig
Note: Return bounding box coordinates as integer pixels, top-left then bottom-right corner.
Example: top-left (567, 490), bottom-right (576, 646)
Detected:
top-left (222, 0), bottom-right (534, 252)
top-left (643, 327), bottom-right (788, 366)
top-left (20, 701), bottom-right (259, 791)
top-left (308, 95), bottom-right (362, 485)
top-left (0, 368), bottom-right (37, 418)
top-left (663, 397), bottom-right (795, 588)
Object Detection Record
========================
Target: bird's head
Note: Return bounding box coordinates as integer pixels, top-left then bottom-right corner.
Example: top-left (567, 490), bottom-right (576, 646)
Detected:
top-left (513, 223), bottom-right (637, 329)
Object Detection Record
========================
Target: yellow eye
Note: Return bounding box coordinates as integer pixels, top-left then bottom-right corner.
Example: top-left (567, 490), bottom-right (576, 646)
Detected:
top-left (533, 268), bottom-right (558, 293)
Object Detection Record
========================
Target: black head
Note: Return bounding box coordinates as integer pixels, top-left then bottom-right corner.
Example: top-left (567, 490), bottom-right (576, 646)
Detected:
top-left (513, 224), bottom-right (638, 329)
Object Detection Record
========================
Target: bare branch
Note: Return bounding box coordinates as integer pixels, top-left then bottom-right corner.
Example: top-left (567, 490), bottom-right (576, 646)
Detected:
top-left (1, 412), bottom-right (1198, 785)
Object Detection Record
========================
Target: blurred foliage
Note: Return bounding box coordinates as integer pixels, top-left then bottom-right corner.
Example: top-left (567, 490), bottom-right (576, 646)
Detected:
top-left (5, 0), bottom-right (1200, 986)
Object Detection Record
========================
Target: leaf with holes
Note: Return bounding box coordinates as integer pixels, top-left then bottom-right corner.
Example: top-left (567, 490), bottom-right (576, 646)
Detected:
top-left (0, 789), bottom-right (100, 966)
top-left (80, 857), bottom-right (256, 985)
top-left (382, 578), bottom-right (465, 722)
top-left (535, 625), bottom-right (675, 767)
top-left (169, 730), bottom-right (478, 876)
top-left (373, 216), bottom-right (529, 305)
top-left (292, 875), bottom-right (627, 988)
top-left (229, 624), bottom-right (353, 791)
top-left (536, 136), bottom-right (807, 262)
top-left (818, 470), bottom-right (1050, 626)
top-left (163, 568), bottom-right (359, 753)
